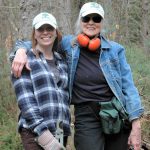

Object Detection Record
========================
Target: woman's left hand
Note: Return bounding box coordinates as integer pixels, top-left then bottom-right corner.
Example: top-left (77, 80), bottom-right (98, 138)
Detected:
top-left (128, 119), bottom-right (141, 150)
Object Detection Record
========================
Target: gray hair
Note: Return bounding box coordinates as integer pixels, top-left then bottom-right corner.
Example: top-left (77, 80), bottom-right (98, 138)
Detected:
top-left (74, 14), bottom-right (82, 36)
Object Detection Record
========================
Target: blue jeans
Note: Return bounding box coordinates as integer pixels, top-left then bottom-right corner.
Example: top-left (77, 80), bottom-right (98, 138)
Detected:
top-left (74, 102), bottom-right (131, 150)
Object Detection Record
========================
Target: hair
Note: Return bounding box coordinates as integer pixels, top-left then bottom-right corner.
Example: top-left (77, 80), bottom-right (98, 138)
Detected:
top-left (74, 14), bottom-right (82, 36)
top-left (31, 28), bottom-right (62, 57)
top-left (70, 14), bottom-right (82, 47)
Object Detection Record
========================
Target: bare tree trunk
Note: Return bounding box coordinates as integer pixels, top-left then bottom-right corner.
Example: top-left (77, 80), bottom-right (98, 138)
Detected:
top-left (141, 0), bottom-right (150, 54)
top-left (51, 0), bottom-right (73, 34)
top-left (0, 0), bottom-right (19, 49)
top-left (0, 0), bottom-right (150, 51)
top-left (124, 0), bottom-right (130, 44)
top-left (18, 0), bottom-right (74, 39)
top-left (18, 0), bottom-right (42, 39)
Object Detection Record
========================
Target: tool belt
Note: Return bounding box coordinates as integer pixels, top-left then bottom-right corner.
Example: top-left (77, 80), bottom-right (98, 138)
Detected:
top-left (99, 97), bottom-right (129, 134)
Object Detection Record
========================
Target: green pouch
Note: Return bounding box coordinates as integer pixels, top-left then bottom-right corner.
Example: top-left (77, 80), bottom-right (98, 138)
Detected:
top-left (99, 97), bottom-right (128, 134)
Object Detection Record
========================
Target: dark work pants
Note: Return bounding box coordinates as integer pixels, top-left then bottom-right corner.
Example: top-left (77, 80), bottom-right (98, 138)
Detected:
top-left (20, 128), bottom-right (43, 150)
top-left (74, 102), bottom-right (131, 150)
top-left (20, 128), bottom-right (68, 150)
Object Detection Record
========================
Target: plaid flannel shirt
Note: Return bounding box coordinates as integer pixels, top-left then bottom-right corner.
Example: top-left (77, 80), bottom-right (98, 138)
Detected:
top-left (11, 50), bottom-right (71, 136)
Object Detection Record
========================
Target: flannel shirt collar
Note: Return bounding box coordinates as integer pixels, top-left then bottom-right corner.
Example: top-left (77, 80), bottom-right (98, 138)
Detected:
top-left (32, 48), bottom-right (62, 60)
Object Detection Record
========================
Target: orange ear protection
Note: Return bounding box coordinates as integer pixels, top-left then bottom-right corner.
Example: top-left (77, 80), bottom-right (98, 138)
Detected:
top-left (77, 34), bottom-right (101, 51)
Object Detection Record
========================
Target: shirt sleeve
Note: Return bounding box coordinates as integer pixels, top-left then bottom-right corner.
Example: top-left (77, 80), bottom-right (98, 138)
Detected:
top-left (9, 40), bottom-right (32, 63)
top-left (118, 46), bottom-right (144, 121)
top-left (11, 69), bottom-right (48, 135)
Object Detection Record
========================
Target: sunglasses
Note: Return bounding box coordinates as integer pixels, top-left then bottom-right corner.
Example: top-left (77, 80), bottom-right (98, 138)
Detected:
top-left (37, 25), bottom-right (55, 32)
top-left (81, 15), bottom-right (102, 23)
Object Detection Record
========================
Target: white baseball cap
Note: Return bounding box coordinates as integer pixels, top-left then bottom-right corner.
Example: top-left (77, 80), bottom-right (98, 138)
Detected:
top-left (32, 12), bottom-right (57, 29)
top-left (80, 2), bottom-right (104, 19)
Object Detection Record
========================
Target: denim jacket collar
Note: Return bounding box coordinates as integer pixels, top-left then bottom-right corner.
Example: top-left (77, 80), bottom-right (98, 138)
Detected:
top-left (100, 35), bottom-right (111, 49)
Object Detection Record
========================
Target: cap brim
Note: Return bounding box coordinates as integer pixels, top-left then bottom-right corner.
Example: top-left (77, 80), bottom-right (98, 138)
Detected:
top-left (34, 21), bottom-right (57, 29)
top-left (81, 9), bottom-right (104, 18)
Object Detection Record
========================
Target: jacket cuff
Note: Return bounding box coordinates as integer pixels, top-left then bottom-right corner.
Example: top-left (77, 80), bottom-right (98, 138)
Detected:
top-left (128, 107), bottom-right (144, 121)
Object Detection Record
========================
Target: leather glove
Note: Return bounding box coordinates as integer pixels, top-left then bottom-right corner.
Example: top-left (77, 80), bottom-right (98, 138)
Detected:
top-left (35, 130), bottom-right (65, 150)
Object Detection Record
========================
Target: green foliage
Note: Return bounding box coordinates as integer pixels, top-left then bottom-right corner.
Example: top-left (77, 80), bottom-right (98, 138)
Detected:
top-left (127, 1), bottom-right (142, 43)
top-left (0, 49), bottom-right (22, 150)
top-left (125, 44), bottom-right (150, 141)
top-left (142, 117), bottom-right (150, 143)
top-left (125, 44), bottom-right (150, 111)
top-left (0, 118), bottom-right (23, 150)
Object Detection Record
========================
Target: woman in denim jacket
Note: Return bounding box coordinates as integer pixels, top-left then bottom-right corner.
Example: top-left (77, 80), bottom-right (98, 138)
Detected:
top-left (10, 2), bottom-right (143, 150)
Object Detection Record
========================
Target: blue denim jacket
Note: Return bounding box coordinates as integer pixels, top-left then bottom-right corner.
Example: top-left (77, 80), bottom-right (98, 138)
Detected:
top-left (13, 35), bottom-right (144, 121)
top-left (61, 35), bottom-right (144, 121)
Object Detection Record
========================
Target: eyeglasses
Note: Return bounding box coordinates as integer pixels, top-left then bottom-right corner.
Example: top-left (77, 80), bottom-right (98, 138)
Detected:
top-left (37, 25), bottom-right (55, 32)
top-left (81, 15), bottom-right (102, 23)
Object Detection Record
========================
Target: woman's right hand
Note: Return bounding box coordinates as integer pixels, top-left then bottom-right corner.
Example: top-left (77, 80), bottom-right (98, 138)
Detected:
top-left (36, 130), bottom-right (65, 150)
top-left (128, 119), bottom-right (141, 150)
top-left (12, 48), bottom-right (31, 78)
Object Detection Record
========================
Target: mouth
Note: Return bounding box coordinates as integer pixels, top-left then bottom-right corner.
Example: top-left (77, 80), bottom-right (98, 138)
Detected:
top-left (87, 27), bottom-right (95, 30)
top-left (41, 36), bottom-right (51, 40)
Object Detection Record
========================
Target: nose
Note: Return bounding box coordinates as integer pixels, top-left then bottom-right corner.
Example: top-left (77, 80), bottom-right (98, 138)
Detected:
top-left (88, 19), bottom-right (94, 24)
top-left (43, 29), bottom-right (49, 34)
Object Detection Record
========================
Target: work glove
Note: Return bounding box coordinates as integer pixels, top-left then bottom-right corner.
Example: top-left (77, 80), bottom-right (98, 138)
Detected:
top-left (35, 130), bottom-right (65, 150)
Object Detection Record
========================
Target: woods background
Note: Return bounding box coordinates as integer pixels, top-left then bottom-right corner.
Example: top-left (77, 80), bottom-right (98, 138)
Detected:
top-left (0, 0), bottom-right (150, 149)
top-left (1, 0), bottom-right (150, 51)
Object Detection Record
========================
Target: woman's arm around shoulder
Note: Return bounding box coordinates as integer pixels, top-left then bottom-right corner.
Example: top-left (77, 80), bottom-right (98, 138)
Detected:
top-left (9, 40), bottom-right (32, 61)
top-left (61, 35), bottom-right (75, 51)
top-left (10, 40), bottom-right (32, 78)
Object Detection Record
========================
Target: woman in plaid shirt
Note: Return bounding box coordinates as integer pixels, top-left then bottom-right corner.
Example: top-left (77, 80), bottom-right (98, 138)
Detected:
top-left (11, 12), bottom-right (70, 150)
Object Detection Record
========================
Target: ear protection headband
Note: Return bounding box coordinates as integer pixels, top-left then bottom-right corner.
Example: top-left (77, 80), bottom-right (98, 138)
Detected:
top-left (77, 34), bottom-right (101, 51)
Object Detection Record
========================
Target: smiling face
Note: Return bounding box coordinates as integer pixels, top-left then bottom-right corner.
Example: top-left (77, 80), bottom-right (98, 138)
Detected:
top-left (34, 24), bottom-right (57, 48)
top-left (80, 13), bottom-right (102, 37)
